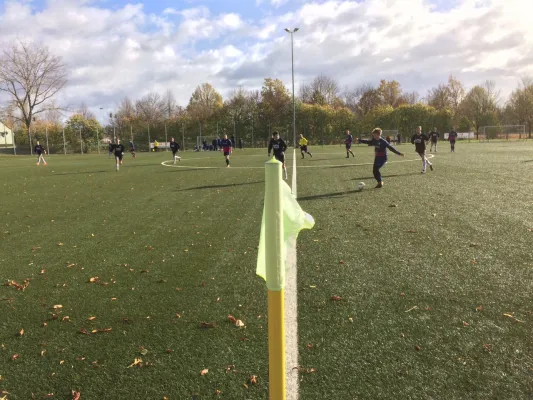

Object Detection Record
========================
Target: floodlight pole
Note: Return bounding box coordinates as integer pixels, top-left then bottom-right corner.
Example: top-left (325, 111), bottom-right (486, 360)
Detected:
top-left (285, 28), bottom-right (299, 148)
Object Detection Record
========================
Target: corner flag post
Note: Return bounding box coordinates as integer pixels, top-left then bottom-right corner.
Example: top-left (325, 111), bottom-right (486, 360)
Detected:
top-left (264, 157), bottom-right (286, 400)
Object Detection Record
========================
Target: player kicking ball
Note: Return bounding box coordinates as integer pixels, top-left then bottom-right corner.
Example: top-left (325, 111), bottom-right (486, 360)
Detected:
top-left (34, 141), bottom-right (47, 166)
top-left (357, 128), bottom-right (404, 188)
top-left (113, 139), bottom-right (125, 171)
top-left (411, 126), bottom-right (433, 173)
top-left (169, 137), bottom-right (181, 163)
top-left (299, 134), bottom-right (313, 158)
top-left (268, 131), bottom-right (288, 179)
top-left (221, 134), bottom-right (232, 167)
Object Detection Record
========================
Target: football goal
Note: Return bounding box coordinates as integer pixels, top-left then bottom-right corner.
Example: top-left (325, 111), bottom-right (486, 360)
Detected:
top-left (480, 125), bottom-right (526, 142)
top-left (382, 130), bottom-right (399, 143)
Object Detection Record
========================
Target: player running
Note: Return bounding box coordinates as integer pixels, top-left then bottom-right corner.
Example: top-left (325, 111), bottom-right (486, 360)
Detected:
top-left (299, 134), bottom-right (313, 159)
top-left (357, 128), bottom-right (404, 188)
top-left (129, 140), bottom-right (136, 158)
top-left (448, 127), bottom-right (458, 152)
top-left (221, 134), bottom-right (232, 167)
top-left (428, 127), bottom-right (439, 152)
top-left (169, 137), bottom-right (181, 163)
top-left (411, 126), bottom-right (433, 174)
top-left (268, 131), bottom-right (288, 180)
top-left (35, 141), bottom-right (47, 166)
top-left (344, 129), bottom-right (355, 158)
top-left (113, 138), bottom-right (125, 171)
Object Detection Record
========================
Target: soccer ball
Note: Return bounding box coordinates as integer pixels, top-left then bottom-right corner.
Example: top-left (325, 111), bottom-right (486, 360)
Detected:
top-left (356, 182), bottom-right (365, 191)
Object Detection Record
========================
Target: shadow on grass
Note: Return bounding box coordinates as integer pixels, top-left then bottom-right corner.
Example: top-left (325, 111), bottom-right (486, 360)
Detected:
top-left (349, 172), bottom-right (421, 180)
top-left (297, 189), bottom-right (362, 201)
top-left (177, 181), bottom-right (264, 191)
top-left (523, 160), bottom-right (533, 163)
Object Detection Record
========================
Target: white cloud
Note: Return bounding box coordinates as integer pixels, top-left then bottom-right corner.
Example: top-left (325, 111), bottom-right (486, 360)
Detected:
top-left (0, 0), bottom-right (531, 114)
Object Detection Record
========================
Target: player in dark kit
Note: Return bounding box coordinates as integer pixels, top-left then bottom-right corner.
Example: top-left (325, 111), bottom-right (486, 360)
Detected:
top-left (129, 140), bottom-right (136, 158)
top-left (268, 131), bottom-right (288, 180)
top-left (344, 130), bottom-right (355, 158)
top-left (448, 127), bottom-right (458, 152)
top-left (411, 126), bottom-right (433, 173)
top-left (221, 134), bottom-right (232, 167)
top-left (428, 127), bottom-right (439, 152)
top-left (35, 141), bottom-right (47, 166)
top-left (169, 137), bottom-right (181, 163)
top-left (113, 139), bottom-right (125, 171)
top-left (299, 134), bottom-right (313, 158)
top-left (357, 128), bottom-right (404, 188)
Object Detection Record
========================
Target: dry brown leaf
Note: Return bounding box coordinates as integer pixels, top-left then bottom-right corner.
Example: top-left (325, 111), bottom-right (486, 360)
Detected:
top-left (88, 277), bottom-right (99, 283)
top-left (475, 306), bottom-right (484, 312)
top-left (215, 389), bottom-right (222, 396)
top-left (407, 229), bottom-right (417, 233)
top-left (61, 316), bottom-right (70, 322)
top-left (71, 390), bottom-right (81, 400)
top-left (225, 364), bottom-right (236, 373)
top-left (200, 322), bottom-right (216, 329)
top-left (483, 344), bottom-right (492, 353)
top-left (248, 375), bottom-right (258, 385)
top-left (200, 368), bottom-right (209, 376)
top-left (88, 316), bottom-right (96, 321)
top-left (414, 345), bottom-right (422, 351)
top-left (59, 360), bottom-right (65, 365)
top-left (127, 358), bottom-right (143, 368)
top-left (78, 328), bottom-right (90, 335)
top-left (227, 315), bottom-right (236, 323)
top-left (41, 350), bottom-right (46, 357)
top-left (18, 328), bottom-right (24, 337)
top-left (53, 304), bottom-right (63, 309)
top-left (11, 354), bottom-right (19, 361)
top-left (463, 321), bottom-right (470, 327)
top-left (58, 242), bottom-right (64, 246)
top-left (40, 269), bottom-right (46, 274)
top-left (235, 319), bottom-right (245, 328)
top-left (331, 295), bottom-right (342, 301)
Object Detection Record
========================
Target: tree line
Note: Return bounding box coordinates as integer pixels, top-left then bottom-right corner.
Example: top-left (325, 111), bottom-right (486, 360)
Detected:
top-left (1, 41), bottom-right (532, 153)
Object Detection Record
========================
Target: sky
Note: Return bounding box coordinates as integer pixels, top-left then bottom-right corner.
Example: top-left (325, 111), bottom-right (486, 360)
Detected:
top-left (0, 0), bottom-right (531, 118)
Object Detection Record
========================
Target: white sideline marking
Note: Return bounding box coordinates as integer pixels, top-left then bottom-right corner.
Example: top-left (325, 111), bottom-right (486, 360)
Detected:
top-left (285, 237), bottom-right (299, 400)
top-left (160, 153), bottom-right (434, 170)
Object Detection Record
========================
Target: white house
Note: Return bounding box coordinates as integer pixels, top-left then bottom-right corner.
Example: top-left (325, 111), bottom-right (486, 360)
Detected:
top-left (0, 121), bottom-right (15, 148)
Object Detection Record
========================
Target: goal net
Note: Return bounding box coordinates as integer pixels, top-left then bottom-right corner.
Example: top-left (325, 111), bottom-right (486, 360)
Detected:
top-left (382, 130), bottom-right (399, 143)
top-left (480, 125), bottom-right (526, 142)
top-left (196, 136), bottom-right (207, 150)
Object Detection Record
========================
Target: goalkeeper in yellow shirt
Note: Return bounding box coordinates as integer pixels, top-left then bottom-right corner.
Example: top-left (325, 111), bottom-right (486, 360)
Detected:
top-left (299, 134), bottom-right (313, 159)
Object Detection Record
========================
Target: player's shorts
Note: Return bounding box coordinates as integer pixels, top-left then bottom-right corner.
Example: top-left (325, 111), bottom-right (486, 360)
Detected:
top-left (115, 153), bottom-right (123, 161)
top-left (431, 139), bottom-right (437, 143)
top-left (300, 145), bottom-right (308, 152)
top-left (274, 152), bottom-right (285, 163)
top-left (223, 151), bottom-right (230, 156)
top-left (172, 150), bottom-right (178, 155)
top-left (345, 144), bottom-right (352, 150)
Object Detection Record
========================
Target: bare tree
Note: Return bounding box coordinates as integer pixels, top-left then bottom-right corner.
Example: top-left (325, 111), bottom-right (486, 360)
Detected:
top-left (162, 89), bottom-right (176, 120)
top-left (0, 40), bottom-right (68, 131)
top-left (300, 75), bottom-right (340, 106)
top-left (135, 93), bottom-right (165, 124)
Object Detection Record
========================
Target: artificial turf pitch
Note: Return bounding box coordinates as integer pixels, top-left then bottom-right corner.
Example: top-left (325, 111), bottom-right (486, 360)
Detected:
top-left (0, 142), bottom-right (532, 399)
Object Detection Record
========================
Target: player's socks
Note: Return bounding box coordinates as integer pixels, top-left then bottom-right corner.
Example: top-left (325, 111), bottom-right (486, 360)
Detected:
top-left (430, 164), bottom-right (434, 171)
top-left (350, 151), bottom-right (355, 157)
top-left (308, 152), bottom-right (312, 157)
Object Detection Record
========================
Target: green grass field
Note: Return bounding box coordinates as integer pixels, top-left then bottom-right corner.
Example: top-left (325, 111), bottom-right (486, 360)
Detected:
top-left (1, 142), bottom-right (533, 399)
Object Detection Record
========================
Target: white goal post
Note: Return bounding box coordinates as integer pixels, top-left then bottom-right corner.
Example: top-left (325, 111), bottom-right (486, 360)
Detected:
top-left (381, 130), bottom-right (399, 143)
top-left (480, 125), bottom-right (526, 141)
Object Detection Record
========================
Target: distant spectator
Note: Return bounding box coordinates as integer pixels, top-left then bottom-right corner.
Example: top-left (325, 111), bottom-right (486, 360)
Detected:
top-left (396, 132), bottom-right (401, 145)
top-left (238, 138), bottom-right (243, 149)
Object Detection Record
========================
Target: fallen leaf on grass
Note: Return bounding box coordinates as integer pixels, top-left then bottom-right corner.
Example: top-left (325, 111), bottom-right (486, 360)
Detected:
top-left (331, 295), bottom-right (342, 301)
top-left (200, 322), bottom-right (216, 329)
top-left (79, 328), bottom-right (90, 335)
top-left (339, 260), bottom-right (345, 264)
top-left (405, 306), bottom-right (418, 313)
top-left (41, 350), bottom-right (46, 357)
top-left (471, 259), bottom-right (477, 264)
top-left (292, 366), bottom-right (317, 374)
top-left (53, 305), bottom-right (63, 309)
top-left (58, 243), bottom-right (64, 246)
top-left (127, 358), bottom-right (143, 368)
top-left (225, 365), bottom-right (236, 373)
top-left (11, 354), bottom-right (19, 361)
top-left (5, 279), bottom-right (30, 291)
top-left (200, 369), bottom-right (209, 376)
top-left (475, 306), bottom-right (484, 312)
top-left (414, 345), bottom-right (422, 351)
top-left (88, 277), bottom-right (99, 283)
top-left (71, 391), bottom-right (81, 400)
top-left (59, 360), bottom-right (65, 365)
top-left (227, 315), bottom-right (236, 323)
top-left (40, 269), bottom-right (46, 274)
top-left (483, 344), bottom-right (492, 353)
top-left (248, 375), bottom-right (258, 384)
top-left (61, 316), bottom-right (70, 322)
top-left (235, 319), bottom-right (245, 328)
top-left (88, 316), bottom-right (96, 321)
top-left (463, 321), bottom-right (470, 327)
top-left (348, 317), bottom-right (354, 323)
top-left (407, 229), bottom-right (417, 233)
top-left (215, 389), bottom-right (222, 396)
top-left (307, 343), bottom-right (313, 350)
top-left (17, 329), bottom-right (24, 337)
top-left (67, 264), bottom-right (76, 268)
top-left (91, 328), bottom-right (112, 334)
top-left (503, 313), bottom-right (524, 323)
top-left (139, 347), bottom-right (149, 356)
top-left (32, 246), bottom-right (41, 252)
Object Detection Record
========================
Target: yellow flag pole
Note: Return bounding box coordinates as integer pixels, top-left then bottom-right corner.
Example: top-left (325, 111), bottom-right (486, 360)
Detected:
top-left (264, 157), bottom-right (286, 400)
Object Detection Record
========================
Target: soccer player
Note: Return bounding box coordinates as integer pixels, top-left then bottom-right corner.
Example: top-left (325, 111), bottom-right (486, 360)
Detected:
top-left (169, 137), bottom-right (181, 163)
top-left (448, 127), bottom-right (458, 152)
top-left (268, 131), bottom-right (288, 180)
top-left (221, 134), bottom-right (232, 167)
top-left (34, 141), bottom-right (47, 166)
top-left (129, 140), bottom-right (136, 158)
top-left (344, 129), bottom-right (355, 158)
top-left (411, 126), bottom-right (433, 174)
top-left (299, 134), bottom-right (313, 158)
top-left (113, 138), bottom-right (125, 171)
top-left (357, 128), bottom-right (404, 188)
top-left (428, 127), bottom-right (440, 152)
